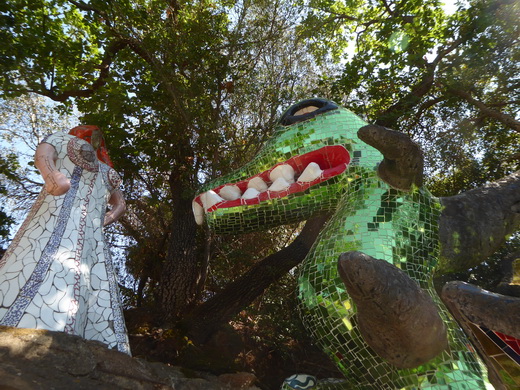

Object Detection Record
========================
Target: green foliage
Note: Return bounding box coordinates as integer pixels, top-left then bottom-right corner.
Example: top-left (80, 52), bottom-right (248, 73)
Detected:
top-left (0, 0), bottom-right (104, 99)
top-left (7, 1), bottom-right (302, 278)
top-left (0, 155), bottom-right (15, 245)
top-left (0, 0), bottom-right (330, 312)
top-left (298, 0), bottom-right (519, 195)
top-left (0, 152), bottom-right (21, 185)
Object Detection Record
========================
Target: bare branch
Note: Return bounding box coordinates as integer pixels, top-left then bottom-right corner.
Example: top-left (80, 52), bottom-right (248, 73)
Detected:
top-left (374, 27), bottom-right (475, 128)
top-left (67, 0), bottom-right (107, 19)
top-left (447, 88), bottom-right (520, 132)
top-left (380, 0), bottom-right (395, 16)
top-left (488, 99), bottom-right (520, 108)
top-left (375, 65), bottom-right (436, 128)
top-left (432, 35), bottom-right (467, 67)
top-left (39, 40), bottom-right (128, 102)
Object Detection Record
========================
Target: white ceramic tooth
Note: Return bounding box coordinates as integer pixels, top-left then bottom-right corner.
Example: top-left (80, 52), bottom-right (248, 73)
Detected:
top-left (268, 177), bottom-right (290, 192)
top-left (269, 164), bottom-right (295, 184)
top-left (247, 176), bottom-right (268, 192)
top-left (192, 200), bottom-right (204, 225)
top-left (200, 190), bottom-right (224, 210)
top-left (298, 162), bottom-right (322, 182)
top-left (242, 187), bottom-right (260, 199)
top-left (219, 185), bottom-right (242, 200)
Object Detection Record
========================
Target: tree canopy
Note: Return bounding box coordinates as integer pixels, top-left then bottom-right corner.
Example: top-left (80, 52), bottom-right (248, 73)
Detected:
top-left (0, 1), bottom-right (334, 353)
top-left (298, 0), bottom-right (519, 192)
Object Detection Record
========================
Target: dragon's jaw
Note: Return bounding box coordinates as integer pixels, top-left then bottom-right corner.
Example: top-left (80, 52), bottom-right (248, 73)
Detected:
top-left (193, 98), bottom-right (383, 233)
top-left (193, 145), bottom-right (351, 226)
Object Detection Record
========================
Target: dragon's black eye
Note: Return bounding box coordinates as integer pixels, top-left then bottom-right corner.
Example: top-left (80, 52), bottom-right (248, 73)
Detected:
top-left (279, 98), bottom-right (338, 126)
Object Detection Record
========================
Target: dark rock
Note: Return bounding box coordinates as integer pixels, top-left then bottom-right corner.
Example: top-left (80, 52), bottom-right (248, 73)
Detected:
top-left (0, 326), bottom-right (260, 390)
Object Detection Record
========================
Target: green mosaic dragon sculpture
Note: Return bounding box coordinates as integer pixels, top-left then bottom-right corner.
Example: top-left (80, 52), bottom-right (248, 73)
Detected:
top-left (192, 99), bottom-right (520, 389)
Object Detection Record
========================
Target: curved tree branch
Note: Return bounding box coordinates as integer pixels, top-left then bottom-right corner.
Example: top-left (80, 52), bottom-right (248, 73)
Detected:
top-left (375, 65), bottom-right (436, 128)
top-left (374, 29), bottom-right (473, 129)
top-left (182, 213), bottom-right (331, 344)
top-left (44, 1), bottom-right (192, 127)
top-left (446, 88), bottom-right (520, 132)
top-left (39, 39), bottom-right (128, 102)
top-left (67, 0), bottom-right (106, 16)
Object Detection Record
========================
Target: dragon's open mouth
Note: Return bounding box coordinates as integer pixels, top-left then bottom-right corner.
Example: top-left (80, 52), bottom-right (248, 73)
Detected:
top-left (193, 145), bottom-right (350, 225)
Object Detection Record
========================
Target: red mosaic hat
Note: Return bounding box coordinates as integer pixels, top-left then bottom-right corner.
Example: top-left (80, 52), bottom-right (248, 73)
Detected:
top-left (68, 125), bottom-right (114, 168)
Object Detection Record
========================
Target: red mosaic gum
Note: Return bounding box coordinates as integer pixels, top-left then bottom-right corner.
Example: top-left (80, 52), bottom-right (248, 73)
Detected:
top-left (194, 145), bottom-right (351, 211)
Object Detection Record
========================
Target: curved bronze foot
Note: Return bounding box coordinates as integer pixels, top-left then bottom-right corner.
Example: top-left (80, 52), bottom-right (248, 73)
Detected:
top-left (441, 281), bottom-right (520, 339)
top-left (337, 251), bottom-right (447, 368)
top-left (441, 281), bottom-right (520, 390)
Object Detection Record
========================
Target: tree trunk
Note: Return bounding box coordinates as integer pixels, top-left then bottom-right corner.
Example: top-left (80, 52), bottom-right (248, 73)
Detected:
top-left (159, 191), bottom-right (201, 322)
top-left (183, 213), bottom-right (330, 344)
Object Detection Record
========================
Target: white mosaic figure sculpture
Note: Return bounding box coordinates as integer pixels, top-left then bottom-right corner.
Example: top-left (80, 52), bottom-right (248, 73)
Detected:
top-left (0, 126), bottom-right (131, 355)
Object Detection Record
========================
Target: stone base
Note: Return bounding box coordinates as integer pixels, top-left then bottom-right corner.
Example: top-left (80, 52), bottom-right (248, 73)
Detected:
top-left (0, 326), bottom-right (259, 390)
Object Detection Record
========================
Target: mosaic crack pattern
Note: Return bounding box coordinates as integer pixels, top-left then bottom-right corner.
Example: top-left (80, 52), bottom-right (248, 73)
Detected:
top-left (0, 132), bottom-right (130, 354)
